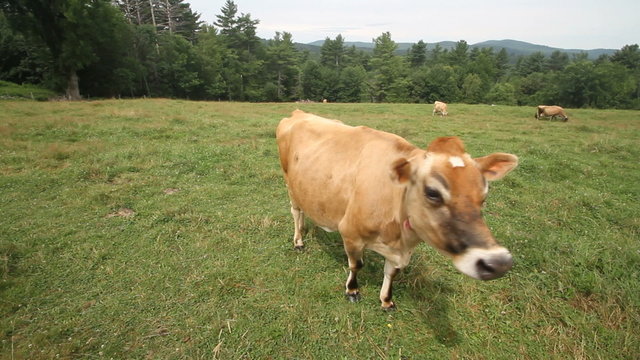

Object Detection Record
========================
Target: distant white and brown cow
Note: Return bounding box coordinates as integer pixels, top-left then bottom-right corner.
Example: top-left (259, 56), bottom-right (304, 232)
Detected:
top-left (276, 110), bottom-right (518, 309)
top-left (433, 101), bottom-right (448, 117)
top-left (535, 105), bottom-right (569, 121)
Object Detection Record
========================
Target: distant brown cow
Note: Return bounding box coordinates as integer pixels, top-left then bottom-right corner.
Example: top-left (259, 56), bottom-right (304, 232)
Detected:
top-left (535, 105), bottom-right (568, 121)
top-left (433, 101), bottom-right (448, 117)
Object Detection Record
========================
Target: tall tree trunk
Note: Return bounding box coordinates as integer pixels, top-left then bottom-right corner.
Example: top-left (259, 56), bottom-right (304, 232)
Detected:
top-left (149, 0), bottom-right (160, 54)
top-left (66, 70), bottom-right (81, 100)
top-left (135, 0), bottom-right (143, 25)
top-left (165, 0), bottom-right (173, 34)
top-left (149, 0), bottom-right (157, 29)
top-left (277, 70), bottom-right (282, 99)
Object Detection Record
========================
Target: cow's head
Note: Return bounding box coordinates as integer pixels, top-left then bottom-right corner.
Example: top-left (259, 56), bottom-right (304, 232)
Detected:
top-left (392, 136), bottom-right (518, 280)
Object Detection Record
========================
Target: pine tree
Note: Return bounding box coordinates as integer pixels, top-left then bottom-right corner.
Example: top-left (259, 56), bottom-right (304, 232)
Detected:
top-left (547, 51), bottom-right (569, 71)
top-left (266, 31), bottom-right (300, 100)
top-left (320, 34), bottom-right (346, 68)
top-left (407, 40), bottom-right (427, 67)
top-left (369, 32), bottom-right (407, 102)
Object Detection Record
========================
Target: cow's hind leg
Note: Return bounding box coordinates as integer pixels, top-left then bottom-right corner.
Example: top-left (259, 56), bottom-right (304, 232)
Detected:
top-left (379, 260), bottom-right (401, 310)
top-left (291, 204), bottom-right (304, 249)
top-left (288, 194), bottom-right (305, 249)
top-left (344, 240), bottom-right (365, 302)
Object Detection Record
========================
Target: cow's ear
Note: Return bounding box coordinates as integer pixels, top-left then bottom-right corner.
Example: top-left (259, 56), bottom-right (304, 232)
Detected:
top-left (390, 157), bottom-right (412, 184)
top-left (474, 153), bottom-right (518, 181)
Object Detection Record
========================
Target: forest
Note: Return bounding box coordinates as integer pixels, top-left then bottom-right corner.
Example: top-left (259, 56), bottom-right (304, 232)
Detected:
top-left (1, 0), bottom-right (639, 108)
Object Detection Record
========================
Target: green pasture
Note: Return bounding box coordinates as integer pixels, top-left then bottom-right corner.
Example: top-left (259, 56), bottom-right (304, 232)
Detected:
top-left (0, 81), bottom-right (56, 101)
top-left (1, 99), bottom-right (638, 359)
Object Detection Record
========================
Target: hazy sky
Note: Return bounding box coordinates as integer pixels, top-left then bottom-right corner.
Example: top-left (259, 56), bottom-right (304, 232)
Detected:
top-left (187, 0), bottom-right (639, 50)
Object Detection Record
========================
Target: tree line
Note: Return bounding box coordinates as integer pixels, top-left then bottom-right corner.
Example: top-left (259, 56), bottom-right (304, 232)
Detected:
top-left (1, 0), bottom-right (639, 108)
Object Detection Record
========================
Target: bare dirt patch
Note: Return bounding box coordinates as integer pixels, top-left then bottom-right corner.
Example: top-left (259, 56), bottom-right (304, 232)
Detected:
top-left (106, 208), bottom-right (136, 218)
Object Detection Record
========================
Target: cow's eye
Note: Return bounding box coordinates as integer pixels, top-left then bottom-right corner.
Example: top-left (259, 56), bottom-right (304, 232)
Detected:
top-left (425, 187), bottom-right (443, 204)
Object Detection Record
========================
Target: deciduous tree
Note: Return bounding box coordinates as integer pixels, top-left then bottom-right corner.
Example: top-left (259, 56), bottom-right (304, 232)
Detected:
top-left (4, 0), bottom-right (131, 99)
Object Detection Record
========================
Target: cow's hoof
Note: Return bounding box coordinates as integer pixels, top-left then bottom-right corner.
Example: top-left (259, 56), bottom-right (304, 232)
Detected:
top-left (381, 302), bottom-right (396, 311)
top-left (346, 292), bottom-right (361, 303)
top-left (294, 245), bottom-right (304, 251)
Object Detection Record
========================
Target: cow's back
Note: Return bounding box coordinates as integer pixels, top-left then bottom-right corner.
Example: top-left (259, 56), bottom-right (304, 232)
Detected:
top-left (276, 110), bottom-right (416, 231)
top-left (546, 106), bottom-right (565, 115)
top-left (276, 110), bottom-right (347, 175)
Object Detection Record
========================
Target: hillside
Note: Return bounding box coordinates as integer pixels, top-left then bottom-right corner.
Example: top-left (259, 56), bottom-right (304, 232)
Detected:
top-left (472, 39), bottom-right (616, 58)
top-left (300, 39), bottom-right (617, 59)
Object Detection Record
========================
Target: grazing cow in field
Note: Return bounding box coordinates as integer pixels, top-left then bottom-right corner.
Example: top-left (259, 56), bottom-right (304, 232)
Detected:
top-left (276, 110), bottom-right (518, 309)
top-left (433, 101), bottom-right (448, 117)
top-left (535, 105), bottom-right (569, 121)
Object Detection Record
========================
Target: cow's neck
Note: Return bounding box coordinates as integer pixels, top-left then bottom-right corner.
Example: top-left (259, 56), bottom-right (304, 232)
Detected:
top-left (394, 185), bottom-right (421, 246)
top-left (380, 149), bottom-right (422, 246)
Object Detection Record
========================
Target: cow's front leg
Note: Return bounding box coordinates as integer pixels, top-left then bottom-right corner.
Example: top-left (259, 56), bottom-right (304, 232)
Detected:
top-left (380, 260), bottom-right (401, 310)
top-left (344, 240), bottom-right (365, 302)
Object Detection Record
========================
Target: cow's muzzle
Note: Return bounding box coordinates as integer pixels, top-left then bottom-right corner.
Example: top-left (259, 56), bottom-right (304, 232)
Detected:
top-left (453, 247), bottom-right (513, 280)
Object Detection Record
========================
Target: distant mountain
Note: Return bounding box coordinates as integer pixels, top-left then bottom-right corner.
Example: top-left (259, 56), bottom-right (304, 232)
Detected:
top-left (307, 40), bottom-right (418, 52)
top-left (471, 39), bottom-right (616, 59)
top-left (298, 39), bottom-right (617, 60)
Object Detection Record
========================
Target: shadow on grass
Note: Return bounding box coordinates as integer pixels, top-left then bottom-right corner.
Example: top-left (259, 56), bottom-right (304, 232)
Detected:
top-left (403, 271), bottom-right (460, 347)
top-left (309, 224), bottom-right (386, 282)
top-left (309, 225), bottom-right (460, 347)
top-left (308, 225), bottom-right (345, 261)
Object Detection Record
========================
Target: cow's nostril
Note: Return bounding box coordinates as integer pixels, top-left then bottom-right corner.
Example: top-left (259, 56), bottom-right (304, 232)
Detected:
top-left (477, 259), bottom-right (495, 275)
top-left (453, 248), bottom-right (514, 281)
top-left (476, 255), bottom-right (512, 280)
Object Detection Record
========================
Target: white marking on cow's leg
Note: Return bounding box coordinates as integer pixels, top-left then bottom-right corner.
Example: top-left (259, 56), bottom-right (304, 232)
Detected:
top-left (344, 241), bottom-right (365, 302)
top-left (449, 156), bottom-right (465, 168)
top-left (380, 260), bottom-right (400, 310)
top-left (290, 204), bottom-right (304, 249)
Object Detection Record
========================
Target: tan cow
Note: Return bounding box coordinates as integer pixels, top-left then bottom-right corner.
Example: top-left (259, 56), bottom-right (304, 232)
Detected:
top-left (433, 101), bottom-right (448, 116)
top-left (276, 110), bottom-right (518, 309)
top-left (535, 105), bottom-right (568, 121)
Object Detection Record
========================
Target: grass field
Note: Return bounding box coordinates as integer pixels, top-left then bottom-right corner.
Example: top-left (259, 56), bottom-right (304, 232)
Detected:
top-left (1, 99), bottom-right (639, 359)
top-left (0, 81), bottom-right (57, 101)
